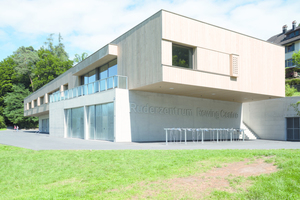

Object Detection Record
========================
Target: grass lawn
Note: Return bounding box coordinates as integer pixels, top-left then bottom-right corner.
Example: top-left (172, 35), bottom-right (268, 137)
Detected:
top-left (1, 145), bottom-right (300, 199)
top-left (0, 128), bottom-right (6, 131)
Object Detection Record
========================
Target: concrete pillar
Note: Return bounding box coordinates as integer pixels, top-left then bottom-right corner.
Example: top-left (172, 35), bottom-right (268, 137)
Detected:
top-left (31, 100), bottom-right (34, 108)
top-left (114, 88), bottom-right (132, 142)
top-left (45, 93), bottom-right (48, 104)
top-left (84, 106), bottom-right (89, 140)
top-left (37, 97), bottom-right (40, 106)
top-left (26, 103), bottom-right (29, 110)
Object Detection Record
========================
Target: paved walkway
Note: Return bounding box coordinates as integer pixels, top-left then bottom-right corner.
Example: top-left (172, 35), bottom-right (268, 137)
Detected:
top-left (0, 129), bottom-right (299, 150)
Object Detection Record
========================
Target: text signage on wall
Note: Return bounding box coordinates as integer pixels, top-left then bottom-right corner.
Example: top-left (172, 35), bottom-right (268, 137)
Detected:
top-left (130, 103), bottom-right (238, 119)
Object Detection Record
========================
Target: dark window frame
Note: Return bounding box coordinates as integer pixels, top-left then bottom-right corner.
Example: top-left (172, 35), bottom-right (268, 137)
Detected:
top-left (172, 44), bottom-right (194, 69)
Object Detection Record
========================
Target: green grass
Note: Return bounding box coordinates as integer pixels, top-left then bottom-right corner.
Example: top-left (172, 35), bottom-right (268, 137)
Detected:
top-left (0, 145), bottom-right (300, 199)
top-left (0, 128), bottom-right (6, 131)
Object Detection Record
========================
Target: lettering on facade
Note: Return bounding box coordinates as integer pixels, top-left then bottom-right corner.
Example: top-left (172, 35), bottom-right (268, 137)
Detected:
top-left (130, 103), bottom-right (192, 116)
top-left (130, 103), bottom-right (239, 119)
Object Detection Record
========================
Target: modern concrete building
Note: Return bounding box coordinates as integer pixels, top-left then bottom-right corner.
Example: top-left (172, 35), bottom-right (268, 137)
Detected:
top-left (24, 10), bottom-right (284, 142)
top-left (267, 21), bottom-right (300, 69)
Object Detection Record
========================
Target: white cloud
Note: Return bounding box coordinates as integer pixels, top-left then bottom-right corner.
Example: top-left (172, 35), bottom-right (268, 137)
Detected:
top-left (0, 0), bottom-right (300, 59)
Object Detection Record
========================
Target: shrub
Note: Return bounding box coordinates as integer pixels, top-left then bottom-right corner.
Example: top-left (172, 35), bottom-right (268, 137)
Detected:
top-left (286, 84), bottom-right (297, 96)
top-left (0, 115), bottom-right (6, 129)
top-left (285, 79), bottom-right (292, 86)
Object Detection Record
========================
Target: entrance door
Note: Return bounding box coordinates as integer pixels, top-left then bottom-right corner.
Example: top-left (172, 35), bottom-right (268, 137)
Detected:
top-left (287, 117), bottom-right (300, 141)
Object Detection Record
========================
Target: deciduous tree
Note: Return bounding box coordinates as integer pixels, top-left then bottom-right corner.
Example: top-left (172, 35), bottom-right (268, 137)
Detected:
top-left (33, 49), bottom-right (73, 90)
top-left (12, 46), bottom-right (40, 92)
top-left (3, 84), bottom-right (38, 128)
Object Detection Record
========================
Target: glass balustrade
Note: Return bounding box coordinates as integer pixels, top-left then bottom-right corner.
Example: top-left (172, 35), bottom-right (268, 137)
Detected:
top-left (49, 75), bottom-right (127, 103)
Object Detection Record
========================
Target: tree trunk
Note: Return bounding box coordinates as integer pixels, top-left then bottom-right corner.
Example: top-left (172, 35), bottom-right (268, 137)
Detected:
top-left (29, 74), bottom-right (34, 92)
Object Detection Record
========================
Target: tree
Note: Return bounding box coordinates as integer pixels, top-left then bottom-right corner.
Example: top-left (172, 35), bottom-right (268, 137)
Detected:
top-left (73, 52), bottom-right (88, 64)
top-left (43, 33), bottom-right (69, 61)
top-left (292, 50), bottom-right (300, 68)
top-left (0, 115), bottom-right (5, 129)
top-left (3, 84), bottom-right (38, 128)
top-left (12, 46), bottom-right (40, 92)
top-left (33, 49), bottom-right (73, 90)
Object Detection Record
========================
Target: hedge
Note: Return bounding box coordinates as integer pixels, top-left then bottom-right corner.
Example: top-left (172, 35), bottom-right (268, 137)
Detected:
top-left (285, 79), bottom-right (300, 86)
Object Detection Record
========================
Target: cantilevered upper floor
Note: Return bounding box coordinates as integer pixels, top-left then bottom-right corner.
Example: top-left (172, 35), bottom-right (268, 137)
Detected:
top-left (24, 9), bottom-right (285, 117)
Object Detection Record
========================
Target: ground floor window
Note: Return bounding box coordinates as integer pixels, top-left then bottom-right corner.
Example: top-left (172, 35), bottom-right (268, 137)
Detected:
top-left (41, 118), bottom-right (49, 133)
top-left (87, 102), bottom-right (114, 141)
top-left (287, 117), bottom-right (300, 141)
top-left (66, 107), bottom-right (85, 139)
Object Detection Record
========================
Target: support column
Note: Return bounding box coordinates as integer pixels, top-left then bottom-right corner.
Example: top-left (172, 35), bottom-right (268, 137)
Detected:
top-left (84, 105), bottom-right (89, 140)
top-left (45, 93), bottom-right (49, 104)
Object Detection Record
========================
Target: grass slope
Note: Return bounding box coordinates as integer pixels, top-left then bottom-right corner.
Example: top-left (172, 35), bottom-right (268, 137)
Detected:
top-left (0, 145), bottom-right (299, 199)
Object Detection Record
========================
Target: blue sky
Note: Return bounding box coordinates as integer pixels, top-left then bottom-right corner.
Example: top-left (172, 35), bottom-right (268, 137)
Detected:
top-left (0, 0), bottom-right (300, 62)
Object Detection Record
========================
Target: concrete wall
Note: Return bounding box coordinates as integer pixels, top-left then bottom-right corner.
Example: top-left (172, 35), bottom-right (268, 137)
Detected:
top-left (161, 10), bottom-right (284, 98)
top-left (243, 97), bottom-right (300, 140)
top-left (129, 91), bottom-right (242, 142)
top-left (111, 11), bottom-right (162, 89)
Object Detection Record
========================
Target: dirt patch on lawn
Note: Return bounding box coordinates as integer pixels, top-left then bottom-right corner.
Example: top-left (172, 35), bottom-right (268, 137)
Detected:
top-left (131, 158), bottom-right (277, 199)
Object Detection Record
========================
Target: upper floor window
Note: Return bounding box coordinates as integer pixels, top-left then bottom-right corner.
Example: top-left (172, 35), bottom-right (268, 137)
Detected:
top-left (80, 59), bottom-right (117, 85)
top-left (172, 44), bottom-right (193, 69)
top-left (285, 44), bottom-right (295, 53)
top-left (285, 59), bottom-right (294, 68)
top-left (40, 97), bottom-right (44, 105)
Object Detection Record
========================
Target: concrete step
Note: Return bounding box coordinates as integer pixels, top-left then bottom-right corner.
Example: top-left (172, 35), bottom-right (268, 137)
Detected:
top-left (241, 122), bottom-right (260, 139)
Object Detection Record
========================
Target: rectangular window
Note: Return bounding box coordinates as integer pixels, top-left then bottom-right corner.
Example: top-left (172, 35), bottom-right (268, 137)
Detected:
top-left (172, 44), bottom-right (193, 69)
top-left (285, 59), bottom-right (294, 68)
top-left (80, 59), bottom-right (117, 86)
top-left (100, 64), bottom-right (108, 79)
top-left (40, 97), bottom-right (44, 105)
top-left (287, 117), bottom-right (300, 141)
top-left (65, 107), bottom-right (85, 139)
top-left (87, 102), bottom-right (114, 141)
top-left (285, 44), bottom-right (295, 53)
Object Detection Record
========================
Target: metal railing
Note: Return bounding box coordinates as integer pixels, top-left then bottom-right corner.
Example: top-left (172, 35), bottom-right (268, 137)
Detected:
top-left (164, 128), bottom-right (246, 145)
top-left (49, 75), bottom-right (127, 103)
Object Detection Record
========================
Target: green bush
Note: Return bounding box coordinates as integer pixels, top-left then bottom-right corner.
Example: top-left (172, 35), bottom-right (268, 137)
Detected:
top-left (286, 84), bottom-right (297, 96)
top-left (285, 79), bottom-right (292, 86)
top-left (285, 79), bottom-right (300, 86)
top-left (0, 115), bottom-right (6, 129)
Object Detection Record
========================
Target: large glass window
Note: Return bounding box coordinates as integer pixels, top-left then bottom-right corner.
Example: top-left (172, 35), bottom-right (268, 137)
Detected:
top-left (65, 107), bottom-right (84, 139)
top-left (172, 44), bottom-right (193, 69)
top-left (80, 59), bottom-right (118, 88)
top-left (88, 102), bottom-right (114, 141)
top-left (41, 118), bottom-right (49, 133)
top-left (100, 64), bottom-right (108, 79)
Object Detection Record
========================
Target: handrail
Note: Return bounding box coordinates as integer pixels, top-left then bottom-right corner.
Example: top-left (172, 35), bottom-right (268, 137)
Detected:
top-left (49, 75), bottom-right (128, 103)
